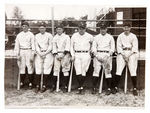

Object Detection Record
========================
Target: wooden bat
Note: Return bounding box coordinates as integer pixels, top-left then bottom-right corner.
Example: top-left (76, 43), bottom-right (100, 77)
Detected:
top-left (99, 65), bottom-right (104, 94)
top-left (56, 70), bottom-right (60, 92)
top-left (40, 57), bottom-right (45, 90)
top-left (68, 62), bottom-right (74, 92)
top-left (124, 65), bottom-right (128, 94)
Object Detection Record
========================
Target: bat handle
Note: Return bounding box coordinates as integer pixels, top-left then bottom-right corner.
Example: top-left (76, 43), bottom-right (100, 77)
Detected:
top-left (68, 62), bottom-right (73, 92)
top-left (99, 66), bottom-right (104, 94)
top-left (56, 72), bottom-right (60, 92)
top-left (124, 66), bottom-right (128, 94)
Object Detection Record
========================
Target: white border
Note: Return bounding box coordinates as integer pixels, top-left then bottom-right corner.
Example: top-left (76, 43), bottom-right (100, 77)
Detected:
top-left (1, 0), bottom-right (150, 113)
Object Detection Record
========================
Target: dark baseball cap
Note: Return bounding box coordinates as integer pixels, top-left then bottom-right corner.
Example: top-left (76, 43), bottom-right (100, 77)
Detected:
top-left (123, 23), bottom-right (131, 27)
top-left (78, 23), bottom-right (86, 29)
top-left (21, 21), bottom-right (29, 26)
top-left (100, 24), bottom-right (107, 29)
top-left (56, 24), bottom-right (64, 29)
top-left (39, 22), bottom-right (46, 27)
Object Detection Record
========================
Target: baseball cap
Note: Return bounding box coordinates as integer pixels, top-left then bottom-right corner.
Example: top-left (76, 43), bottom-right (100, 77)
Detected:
top-left (56, 23), bottom-right (64, 29)
top-left (39, 22), bottom-right (46, 27)
top-left (21, 21), bottom-right (29, 26)
top-left (78, 23), bottom-right (86, 29)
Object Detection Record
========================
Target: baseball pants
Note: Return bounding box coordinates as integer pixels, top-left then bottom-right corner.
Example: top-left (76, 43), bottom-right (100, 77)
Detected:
top-left (53, 53), bottom-right (71, 76)
top-left (74, 53), bottom-right (91, 76)
top-left (17, 49), bottom-right (34, 74)
top-left (35, 53), bottom-right (54, 75)
top-left (116, 51), bottom-right (138, 76)
top-left (93, 53), bottom-right (112, 78)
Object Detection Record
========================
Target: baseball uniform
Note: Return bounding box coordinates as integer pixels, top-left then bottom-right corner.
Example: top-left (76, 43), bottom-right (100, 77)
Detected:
top-left (35, 32), bottom-right (53, 75)
top-left (116, 32), bottom-right (138, 76)
top-left (14, 30), bottom-right (35, 87)
top-left (71, 32), bottom-right (93, 76)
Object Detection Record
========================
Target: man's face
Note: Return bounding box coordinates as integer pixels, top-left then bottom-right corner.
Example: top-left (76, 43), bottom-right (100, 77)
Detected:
top-left (22, 25), bottom-right (29, 32)
top-left (78, 28), bottom-right (86, 35)
top-left (39, 26), bottom-right (46, 34)
top-left (100, 28), bottom-right (107, 35)
top-left (123, 26), bottom-right (131, 35)
top-left (56, 28), bottom-right (63, 35)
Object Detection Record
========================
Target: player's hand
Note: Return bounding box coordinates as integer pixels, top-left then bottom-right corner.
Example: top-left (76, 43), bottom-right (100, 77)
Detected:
top-left (17, 56), bottom-right (21, 61)
top-left (97, 56), bottom-right (103, 62)
top-left (71, 56), bottom-right (75, 61)
top-left (109, 51), bottom-right (113, 56)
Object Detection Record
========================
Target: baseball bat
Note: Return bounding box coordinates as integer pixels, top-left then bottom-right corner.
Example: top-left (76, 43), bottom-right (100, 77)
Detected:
top-left (56, 70), bottom-right (60, 92)
top-left (99, 65), bottom-right (104, 94)
top-left (124, 65), bottom-right (128, 94)
top-left (68, 62), bottom-right (74, 92)
top-left (40, 57), bottom-right (44, 90)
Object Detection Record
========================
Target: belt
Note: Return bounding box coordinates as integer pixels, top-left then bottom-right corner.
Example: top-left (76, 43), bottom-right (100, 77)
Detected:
top-left (123, 48), bottom-right (131, 50)
top-left (41, 50), bottom-right (47, 52)
top-left (97, 50), bottom-right (109, 53)
top-left (75, 50), bottom-right (88, 53)
top-left (20, 48), bottom-right (31, 50)
top-left (57, 51), bottom-right (64, 53)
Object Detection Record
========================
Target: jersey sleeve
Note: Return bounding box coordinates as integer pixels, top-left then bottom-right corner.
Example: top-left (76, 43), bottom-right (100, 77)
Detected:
top-left (64, 35), bottom-right (71, 52)
top-left (132, 34), bottom-right (139, 53)
top-left (14, 35), bottom-right (20, 56)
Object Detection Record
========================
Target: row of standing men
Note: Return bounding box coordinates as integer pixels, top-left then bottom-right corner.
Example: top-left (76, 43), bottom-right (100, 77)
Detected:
top-left (14, 21), bottom-right (139, 96)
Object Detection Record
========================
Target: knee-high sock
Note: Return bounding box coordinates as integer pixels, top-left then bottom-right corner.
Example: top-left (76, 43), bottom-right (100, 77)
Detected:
top-left (131, 76), bottom-right (137, 89)
top-left (63, 76), bottom-right (69, 87)
top-left (34, 74), bottom-right (41, 87)
top-left (80, 76), bottom-right (86, 87)
top-left (77, 75), bottom-right (82, 87)
top-left (20, 74), bottom-right (26, 84)
top-left (106, 78), bottom-right (112, 88)
top-left (28, 74), bottom-right (34, 84)
top-left (92, 76), bottom-right (99, 88)
top-left (43, 74), bottom-right (49, 87)
top-left (114, 75), bottom-right (121, 88)
top-left (52, 76), bottom-right (57, 87)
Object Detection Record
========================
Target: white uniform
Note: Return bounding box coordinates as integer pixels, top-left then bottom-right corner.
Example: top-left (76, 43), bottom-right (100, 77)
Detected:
top-left (116, 32), bottom-right (138, 76)
top-left (35, 32), bottom-right (53, 74)
top-left (92, 33), bottom-right (115, 78)
top-left (14, 31), bottom-right (35, 74)
top-left (53, 33), bottom-right (71, 76)
top-left (71, 32), bottom-right (93, 76)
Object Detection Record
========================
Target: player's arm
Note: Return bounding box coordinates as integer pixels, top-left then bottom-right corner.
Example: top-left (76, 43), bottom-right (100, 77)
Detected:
top-left (70, 35), bottom-right (75, 61)
top-left (45, 34), bottom-right (53, 55)
top-left (64, 35), bottom-right (71, 55)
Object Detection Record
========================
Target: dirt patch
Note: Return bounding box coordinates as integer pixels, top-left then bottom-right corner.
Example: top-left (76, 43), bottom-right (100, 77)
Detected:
top-left (5, 88), bottom-right (145, 108)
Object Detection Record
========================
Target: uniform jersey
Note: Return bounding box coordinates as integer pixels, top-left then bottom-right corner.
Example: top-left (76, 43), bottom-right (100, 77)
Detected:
top-left (71, 32), bottom-right (93, 57)
top-left (53, 33), bottom-right (70, 53)
top-left (14, 31), bottom-right (35, 55)
top-left (117, 32), bottom-right (138, 54)
top-left (92, 33), bottom-right (115, 55)
top-left (35, 32), bottom-right (53, 53)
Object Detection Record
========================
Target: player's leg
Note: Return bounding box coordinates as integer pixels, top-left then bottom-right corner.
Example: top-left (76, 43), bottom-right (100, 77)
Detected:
top-left (104, 57), bottom-right (112, 95)
top-left (19, 51), bottom-right (26, 88)
top-left (79, 54), bottom-right (91, 94)
top-left (50, 57), bottom-right (60, 92)
top-left (92, 57), bottom-right (101, 94)
top-left (112, 54), bottom-right (126, 94)
top-left (128, 54), bottom-right (138, 96)
top-left (34, 55), bottom-right (42, 93)
top-left (26, 50), bottom-right (34, 89)
top-left (41, 53), bottom-right (54, 93)
top-left (61, 54), bottom-right (71, 92)
top-left (74, 56), bottom-right (82, 93)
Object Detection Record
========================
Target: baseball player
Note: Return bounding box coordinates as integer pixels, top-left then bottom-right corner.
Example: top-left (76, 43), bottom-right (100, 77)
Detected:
top-left (91, 24), bottom-right (115, 95)
top-left (51, 24), bottom-right (71, 92)
top-left (14, 21), bottom-right (35, 89)
top-left (112, 23), bottom-right (139, 96)
top-left (71, 23), bottom-right (93, 94)
top-left (34, 22), bottom-right (53, 93)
